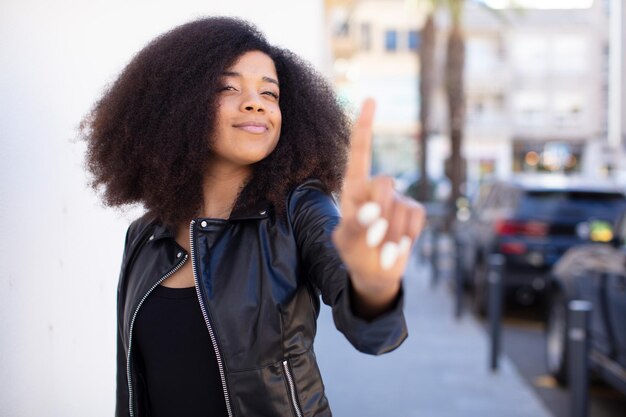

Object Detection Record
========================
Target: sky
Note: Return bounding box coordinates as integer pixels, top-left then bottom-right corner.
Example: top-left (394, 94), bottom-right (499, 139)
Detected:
top-left (482, 0), bottom-right (595, 9)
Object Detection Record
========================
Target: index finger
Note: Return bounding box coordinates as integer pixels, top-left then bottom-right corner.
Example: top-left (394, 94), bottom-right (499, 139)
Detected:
top-left (345, 98), bottom-right (376, 182)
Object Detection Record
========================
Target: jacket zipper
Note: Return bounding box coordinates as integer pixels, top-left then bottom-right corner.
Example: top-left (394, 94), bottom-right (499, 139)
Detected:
top-left (190, 219), bottom-right (234, 417)
top-left (282, 360), bottom-right (303, 417)
top-left (127, 252), bottom-right (188, 417)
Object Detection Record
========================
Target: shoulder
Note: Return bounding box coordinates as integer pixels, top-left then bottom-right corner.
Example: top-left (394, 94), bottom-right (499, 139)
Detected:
top-left (123, 212), bottom-right (160, 251)
top-left (117, 213), bottom-right (161, 292)
top-left (286, 179), bottom-right (341, 233)
top-left (287, 179), bottom-right (340, 219)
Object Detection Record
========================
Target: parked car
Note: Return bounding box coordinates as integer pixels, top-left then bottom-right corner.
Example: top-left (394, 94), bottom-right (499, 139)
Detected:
top-left (455, 176), bottom-right (626, 314)
top-left (545, 215), bottom-right (626, 395)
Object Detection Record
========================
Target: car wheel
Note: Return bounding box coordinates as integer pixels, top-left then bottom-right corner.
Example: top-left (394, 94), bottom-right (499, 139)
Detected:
top-left (472, 259), bottom-right (488, 317)
top-left (545, 289), bottom-right (568, 386)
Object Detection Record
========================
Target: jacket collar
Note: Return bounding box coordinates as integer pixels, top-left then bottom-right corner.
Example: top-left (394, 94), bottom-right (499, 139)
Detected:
top-left (150, 200), bottom-right (272, 241)
top-left (229, 200), bottom-right (271, 221)
top-left (151, 222), bottom-right (175, 241)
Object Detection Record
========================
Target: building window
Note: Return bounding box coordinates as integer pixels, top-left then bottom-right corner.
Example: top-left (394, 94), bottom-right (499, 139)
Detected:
top-left (466, 37), bottom-right (500, 74)
top-left (513, 91), bottom-right (548, 127)
top-left (334, 21), bottom-right (350, 38)
top-left (552, 35), bottom-right (587, 75)
top-left (513, 141), bottom-right (581, 173)
top-left (511, 35), bottom-right (548, 75)
top-left (360, 23), bottom-right (372, 51)
top-left (553, 92), bottom-right (584, 128)
top-left (385, 30), bottom-right (398, 52)
top-left (467, 94), bottom-right (505, 127)
top-left (330, 8), bottom-right (350, 38)
top-left (408, 30), bottom-right (420, 51)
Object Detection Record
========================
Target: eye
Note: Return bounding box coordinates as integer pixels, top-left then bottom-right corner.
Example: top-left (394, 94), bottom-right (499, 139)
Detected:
top-left (263, 91), bottom-right (280, 100)
top-left (220, 85), bottom-right (238, 92)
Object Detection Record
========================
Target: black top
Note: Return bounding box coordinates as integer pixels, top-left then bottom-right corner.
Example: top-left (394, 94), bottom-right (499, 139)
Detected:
top-left (134, 285), bottom-right (228, 417)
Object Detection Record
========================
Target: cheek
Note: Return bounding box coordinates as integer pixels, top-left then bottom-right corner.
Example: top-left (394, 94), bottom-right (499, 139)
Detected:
top-left (274, 116), bottom-right (282, 141)
top-left (271, 108), bottom-right (282, 137)
top-left (272, 109), bottom-right (282, 128)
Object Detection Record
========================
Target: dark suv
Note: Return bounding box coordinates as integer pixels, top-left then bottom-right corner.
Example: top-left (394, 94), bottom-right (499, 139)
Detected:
top-left (456, 176), bottom-right (626, 314)
top-left (545, 213), bottom-right (626, 394)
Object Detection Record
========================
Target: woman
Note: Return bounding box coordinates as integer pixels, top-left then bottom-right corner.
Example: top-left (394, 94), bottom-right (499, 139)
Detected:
top-left (82, 17), bottom-right (424, 417)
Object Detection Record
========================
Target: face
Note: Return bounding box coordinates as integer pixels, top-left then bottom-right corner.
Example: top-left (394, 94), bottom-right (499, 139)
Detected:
top-left (211, 50), bottom-right (282, 170)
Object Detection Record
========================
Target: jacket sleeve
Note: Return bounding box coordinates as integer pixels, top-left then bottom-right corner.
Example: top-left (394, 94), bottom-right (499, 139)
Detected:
top-left (116, 225), bottom-right (132, 417)
top-left (289, 180), bottom-right (408, 355)
top-left (116, 321), bottom-right (130, 417)
top-left (115, 215), bottom-right (158, 416)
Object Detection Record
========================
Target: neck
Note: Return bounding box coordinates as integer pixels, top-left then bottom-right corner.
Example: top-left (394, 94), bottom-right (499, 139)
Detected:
top-left (200, 162), bottom-right (251, 219)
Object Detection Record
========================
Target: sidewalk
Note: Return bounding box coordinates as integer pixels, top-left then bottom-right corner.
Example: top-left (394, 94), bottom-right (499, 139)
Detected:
top-left (313, 239), bottom-right (554, 417)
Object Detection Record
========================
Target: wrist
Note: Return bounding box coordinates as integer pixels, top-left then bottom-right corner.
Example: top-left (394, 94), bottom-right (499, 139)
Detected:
top-left (350, 276), bottom-right (401, 320)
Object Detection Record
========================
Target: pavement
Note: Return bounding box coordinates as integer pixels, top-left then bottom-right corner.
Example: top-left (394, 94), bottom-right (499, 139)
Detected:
top-left (313, 235), bottom-right (554, 417)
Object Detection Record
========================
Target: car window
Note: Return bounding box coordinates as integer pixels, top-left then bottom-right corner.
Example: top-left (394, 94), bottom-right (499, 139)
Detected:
top-left (517, 191), bottom-right (626, 222)
top-left (492, 184), bottom-right (512, 210)
top-left (489, 186), bottom-right (502, 209)
top-left (493, 186), bottom-right (507, 209)
top-left (502, 187), bottom-right (519, 211)
top-left (509, 188), bottom-right (522, 210)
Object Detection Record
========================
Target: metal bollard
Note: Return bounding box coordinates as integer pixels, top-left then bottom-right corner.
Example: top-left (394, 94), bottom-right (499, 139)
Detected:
top-left (454, 238), bottom-right (464, 319)
top-left (430, 227), bottom-right (439, 288)
top-left (488, 254), bottom-right (506, 371)
top-left (568, 300), bottom-right (592, 417)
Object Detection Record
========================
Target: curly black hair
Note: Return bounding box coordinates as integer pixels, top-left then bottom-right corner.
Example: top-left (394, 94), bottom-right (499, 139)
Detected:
top-left (82, 17), bottom-right (350, 227)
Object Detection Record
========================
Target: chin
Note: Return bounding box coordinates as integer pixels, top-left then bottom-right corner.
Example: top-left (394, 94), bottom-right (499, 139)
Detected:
top-left (235, 152), bottom-right (272, 166)
top-left (247, 146), bottom-right (277, 162)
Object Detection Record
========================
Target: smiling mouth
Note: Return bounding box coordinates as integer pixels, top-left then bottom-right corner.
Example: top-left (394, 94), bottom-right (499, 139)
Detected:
top-left (233, 123), bottom-right (268, 134)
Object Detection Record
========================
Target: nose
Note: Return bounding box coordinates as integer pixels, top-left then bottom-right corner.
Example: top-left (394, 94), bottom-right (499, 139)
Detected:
top-left (240, 91), bottom-right (265, 113)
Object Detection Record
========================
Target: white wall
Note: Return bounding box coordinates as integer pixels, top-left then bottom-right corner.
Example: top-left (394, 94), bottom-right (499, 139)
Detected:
top-left (0, 1), bottom-right (323, 416)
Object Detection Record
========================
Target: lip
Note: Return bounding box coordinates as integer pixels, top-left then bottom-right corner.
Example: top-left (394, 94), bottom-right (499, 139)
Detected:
top-left (232, 121), bottom-right (268, 134)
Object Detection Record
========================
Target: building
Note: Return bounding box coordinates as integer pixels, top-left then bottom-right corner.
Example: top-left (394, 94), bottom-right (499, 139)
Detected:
top-left (325, 0), bottom-right (426, 178)
top-left (325, 0), bottom-right (613, 193)
top-left (464, 1), bottom-right (609, 181)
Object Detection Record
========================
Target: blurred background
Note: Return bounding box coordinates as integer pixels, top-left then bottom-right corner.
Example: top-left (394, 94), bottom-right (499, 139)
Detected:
top-left (327, 0), bottom-right (625, 198)
top-left (322, 1), bottom-right (626, 417)
top-left (1, 0), bottom-right (625, 416)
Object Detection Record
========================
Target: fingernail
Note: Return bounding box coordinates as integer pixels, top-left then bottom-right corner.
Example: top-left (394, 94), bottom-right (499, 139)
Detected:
top-left (357, 202), bottom-right (381, 226)
top-left (399, 235), bottom-right (412, 254)
top-left (366, 218), bottom-right (388, 248)
top-left (380, 241), bottom-right (400, 270)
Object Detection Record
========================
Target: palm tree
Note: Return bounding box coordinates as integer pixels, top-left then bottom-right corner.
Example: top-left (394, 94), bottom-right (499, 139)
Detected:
top-left (418, 0), bottom-right (505, 211)
top-left (418, 0), bottom-right (465, 207)
top-left (417, 1), bottom-right (437, 202)
top-left (445, 0), bottom-right (466, 208)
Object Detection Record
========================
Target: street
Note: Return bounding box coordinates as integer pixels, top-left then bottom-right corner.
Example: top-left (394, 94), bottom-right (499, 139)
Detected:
top-left (313, 235), bottom-right (626, 416)
top-left (498, 304), bottom-right (626, 417)
top-left (313, 249), bottom-right (552, 417)
top-left (451, 228), bottom-right (626, 417)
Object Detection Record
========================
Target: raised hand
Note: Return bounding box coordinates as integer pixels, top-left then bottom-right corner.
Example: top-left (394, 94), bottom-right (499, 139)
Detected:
top-left (332, 99), bottom-right (426, 318)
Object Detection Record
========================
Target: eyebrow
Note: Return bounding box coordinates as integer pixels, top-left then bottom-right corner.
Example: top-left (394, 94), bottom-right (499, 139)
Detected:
top-left (222, 71), bottom-right (279, 86)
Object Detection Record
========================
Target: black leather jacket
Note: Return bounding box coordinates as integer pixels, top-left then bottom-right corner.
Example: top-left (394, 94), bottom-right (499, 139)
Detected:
top-left (116, 180), bottom-right (408, 417)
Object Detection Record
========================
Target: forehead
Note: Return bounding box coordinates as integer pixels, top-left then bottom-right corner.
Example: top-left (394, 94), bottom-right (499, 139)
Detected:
top-left (226, 50), bottom-right (278, 79)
